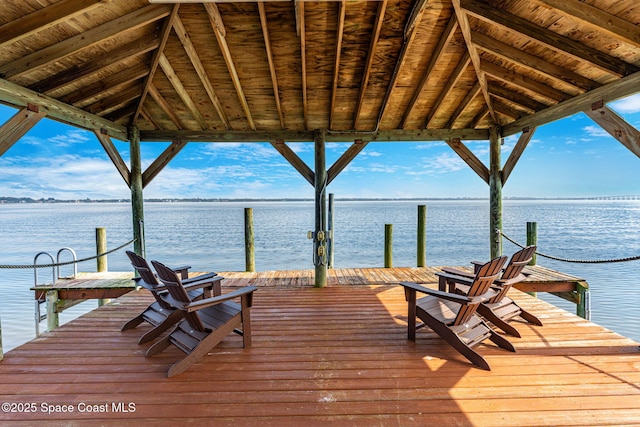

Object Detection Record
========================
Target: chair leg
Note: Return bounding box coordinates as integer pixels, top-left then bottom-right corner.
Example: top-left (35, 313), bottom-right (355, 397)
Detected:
top-left (477, 305), bottom-right (522, 338)
top-left (519, 308), bottom-right (543, 326)
top-left (121, 314), bottom-right (144, 331)
top-left (488, 330), bottom-right (516, 353)
top-left (137, 310), bottom-right (185, 345)
top-left (145, 334), bottom-right (173, 357)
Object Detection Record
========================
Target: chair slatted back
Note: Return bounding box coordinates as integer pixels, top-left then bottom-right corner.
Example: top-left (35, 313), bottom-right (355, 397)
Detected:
top-left (126, 250), bottom-right (172, 309)
top-left (454, 256), bottom-right (507, 326)
top-left (151, 260), bottom-right (207, 333)
top-left (489, 245), bottom-right (536, 303)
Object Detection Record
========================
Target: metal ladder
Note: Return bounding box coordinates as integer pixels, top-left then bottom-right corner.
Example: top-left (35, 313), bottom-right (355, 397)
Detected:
top-left (34, 248), bottom-right (77, 336)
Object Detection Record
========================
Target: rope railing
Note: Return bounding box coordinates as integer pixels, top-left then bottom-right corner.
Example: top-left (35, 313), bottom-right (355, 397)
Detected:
top-left (499, 231), bottom-right (640, 264)
top-left (0, 238), bottom-right (135, 269)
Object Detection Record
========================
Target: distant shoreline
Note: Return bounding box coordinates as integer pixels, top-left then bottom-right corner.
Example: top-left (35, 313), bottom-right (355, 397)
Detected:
top-left (2, 196), bottom-right (638, 204)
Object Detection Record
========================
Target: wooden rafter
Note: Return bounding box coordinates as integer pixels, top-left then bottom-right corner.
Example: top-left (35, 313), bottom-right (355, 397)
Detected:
top-left (142, 139), bottom-right (189, 188)
top-left (31, 34), bottom-right (160, 94)
top-left (140, 107), bottom-right (160, 130)
top-left (401, 15), bottom-right (459, 129)
top-left (0, 4), bottom-right (172, 80)
top-left (158, 53), bottom-right (208, 130)
top-left (377, 0), bottom-right (428, 127)
top-left (447, 137), bottom-right (490, 184)
top-left (93, 130), bottom-right (130, 185)
top-left (147, 83), bottom-right (184, 130)
top-left (502, 126), bottom-right (536, 184)
top-left (502, 71), bottom-right (640, 136)
top-left (472, 31), bottom-right (600, 92)
top-left (329, 1), bottom-right (346, 131)
top-left (585, 106), bottom-right (640, 158)
top-left (0, 0), bottom-right (102, 48)
top-left (86, 85), bottom-right (141, 117)
top-left (487, 82), bottom-right (548, 113)
top-left (353, 0), bottom-right (386, 130)
top-left (258, 2), bottom-right (284, 130)
top-left (424, 52), bottom-right (471, 129)
top-left (132, 5), bottom-right (179, 125)
top-left (0, 105), bottom-right (46, 157)
top-left (461, 0), bottom-right (639, 77)
top-left (492, 98), bottom-right (523, 120)
top-left (446, 81), bottom-right (481, 129)
top-left (297, 1), bottom-right (308, 129)
top-left (451, 0), bottom-right (497, 124)
top-left (536, 0), bottom-right (640, 48)
top-left (204, 3), bottom-right (255, 130)
top-left (172, 15), bottom-right (230, 130)
top-left (60, 63), bottom-right (149, 106)
top-left (481, 60), bottom-right (570, 104)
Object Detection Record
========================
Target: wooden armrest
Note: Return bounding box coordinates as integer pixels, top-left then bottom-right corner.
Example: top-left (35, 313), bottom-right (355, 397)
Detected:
top-left (400, 281), bottom-right (475, 305)
top-left (185, 286), bottom-right (258, 312)
top-left (171, 265), bottom-right (191, 280)
top-left (440, 267), bottom-right (474, 278)
top-left (435, 271), bottom-right (474, 286)
top-left (182, 272), bottom-right (218, 285)
top-left (182, 275), bottom-right (223, 294)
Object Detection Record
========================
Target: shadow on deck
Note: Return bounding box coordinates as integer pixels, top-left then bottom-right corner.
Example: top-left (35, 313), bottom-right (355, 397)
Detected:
top-left (2, 267), bottom-right (639, 426)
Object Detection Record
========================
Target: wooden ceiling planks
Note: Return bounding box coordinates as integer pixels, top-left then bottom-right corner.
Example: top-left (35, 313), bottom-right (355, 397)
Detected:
top-left (0, 0), bottom-right (637, 141)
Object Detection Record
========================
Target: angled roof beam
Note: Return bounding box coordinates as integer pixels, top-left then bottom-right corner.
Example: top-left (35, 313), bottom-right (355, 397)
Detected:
top-left (148, 83), bottom-right (185, 130)
top-left (204, 3), bottom-right (256, 130)
top-left (0, 105), bottom-right (46, 157)
top-left (93, 130), bottom-right (130, 186)
top-left (142, 139), bottom-right (189, 188)
top-left (132, 5), bottom-right (179, 125)
top-left (0, 4), bottom-right (172, 80)
top-left (327, 140), bottom-right (368, 185)
top-left (447, 138), bottom-right (490, 184)
top-left (487, 81), bottom-right (548, 113)
top-left (451, 0), bottom-right (497, 124)
top-left (353, 0), bottom-right (386, 130)
top-left (446, 81), bottom-right (481, 129)
top-left (172, 14), bottom-right (230, 129)
top-left (473, 31), bottom-right (600, 92)
top-left (158, 53), bottom-right (208, 130)
top-left (0, 0), bottom-right (103, 48)
top-left (401, 15), bottom-right (458, 129)
top-left (461, 0), bottom-right (639, 77)
top-left (481, 60), bottom-right (570, 104)
top-left (536, 0), bottom-right (640, 48)
top-left (329, 1), bottom-right (347, 130)
top-left (377, 0), bottom-right (428, 127)
top-left (502, 126), bottom-right (536, 185)
top-left (30, 33), bottom-right (160, 94)
top-left (424, 52), bottom-right (471, 128)
top-left (502, 71), bottom-right (640, 137)
top-left (86, 85), bottom-right (142, 117)
top-left (61, 63), bottom-right (149, 106)
top-left (0, 77), bottom-right (128, 140)
top-left (271, 140), bottom-right (314, 185)
top-left (296, 1), bottom-right (309, 129)
top-left (492, 98), bottom-right (523, 120)
top-left (258, 2), bottom-right (285, 129)
top-left (585, 105), bottom-right (640, 158)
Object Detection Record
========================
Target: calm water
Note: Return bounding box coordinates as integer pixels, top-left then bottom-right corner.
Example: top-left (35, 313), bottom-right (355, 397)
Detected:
top-left (1, 200), bottom-right (639, 352)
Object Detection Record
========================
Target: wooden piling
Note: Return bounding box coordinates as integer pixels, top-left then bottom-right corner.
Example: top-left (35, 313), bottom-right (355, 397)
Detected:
top-left (417, 205), bottom-right (426, 267)
top-left (489, 127), bottom-right (503, 258)
top-left (384, 224), bottom-right (393, 268)
top-left (527, 221), bottom-right (537, 265)
top-left (129, 126), bottom-right (145, 258)
top-left (96, 227), bottom-right (107, 272)
top-left (314, 130), bottom-right (327, 288)
top-left (245, 208), bottom-right (255, 272)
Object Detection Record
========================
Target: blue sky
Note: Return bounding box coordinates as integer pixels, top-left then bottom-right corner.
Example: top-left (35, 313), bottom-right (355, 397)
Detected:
top-left (1, 94), bottom-right (639, 200)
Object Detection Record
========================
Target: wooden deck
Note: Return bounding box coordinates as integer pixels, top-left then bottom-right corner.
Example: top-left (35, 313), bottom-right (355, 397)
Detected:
top-left (2, 267), bottom-right (639, 426)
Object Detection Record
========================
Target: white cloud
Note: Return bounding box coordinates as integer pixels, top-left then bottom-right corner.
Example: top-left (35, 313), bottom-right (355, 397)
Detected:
top-left (611, 93), bottom-right (640, 114)
top-left (582, 125), bottom-right (609, 137)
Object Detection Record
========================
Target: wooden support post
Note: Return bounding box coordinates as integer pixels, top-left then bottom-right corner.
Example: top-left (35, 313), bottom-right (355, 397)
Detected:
top-left (328, 193), bottom-right (334, 269)
top-left (417, 205), bottom-right (426, 267)
top-left (526, 221), bottom-right (538, 297)
top-left (244, 208), bottom-right (255, 272)
top-left (46, 290), bottom-right (59, 332)
top-left (129, 126), bottom-right (145, 258)
top-left (489, 126), bottom-right (503, 258)
top-left (385, 224), bottom-right (393, 268)
top-left (314, 130), bottom-right (327, 288)
top-left (96, 227), bottom-right (110, 306)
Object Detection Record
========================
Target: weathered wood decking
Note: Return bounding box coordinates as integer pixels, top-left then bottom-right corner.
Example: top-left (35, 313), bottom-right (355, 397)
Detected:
top-left (3, 267), bottom-right (640, 426)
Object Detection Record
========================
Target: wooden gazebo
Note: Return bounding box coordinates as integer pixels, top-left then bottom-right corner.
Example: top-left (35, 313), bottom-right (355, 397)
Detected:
top-left (1, 0), bottom-right (639, 286)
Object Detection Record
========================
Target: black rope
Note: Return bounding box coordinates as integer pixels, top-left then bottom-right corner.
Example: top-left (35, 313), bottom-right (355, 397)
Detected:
top-left (0, 238), bottom-right (135, 269)
top-left (499, 231), bottom-right (640, 264)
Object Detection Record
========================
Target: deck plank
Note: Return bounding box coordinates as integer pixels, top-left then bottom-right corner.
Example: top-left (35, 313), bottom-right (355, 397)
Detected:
top-left (2, 267), bottom-right (639, 426)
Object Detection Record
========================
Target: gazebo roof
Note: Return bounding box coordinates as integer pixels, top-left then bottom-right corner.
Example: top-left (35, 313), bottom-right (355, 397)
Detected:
top-left (0, 0), bottom-right (639, 143)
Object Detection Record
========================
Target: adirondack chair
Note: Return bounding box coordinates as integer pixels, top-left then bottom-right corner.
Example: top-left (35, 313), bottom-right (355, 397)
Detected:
top-left (441, 246), bottom-right (542, 338)
top-left (121, 251), bottom-right (222, 344)
top-left (147, 260), bottom-right (257, 377)
top-left (400, 255), bottom-right (514, 371)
